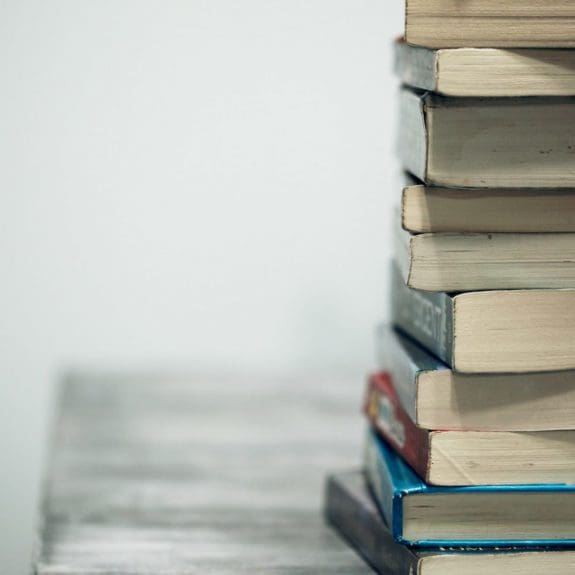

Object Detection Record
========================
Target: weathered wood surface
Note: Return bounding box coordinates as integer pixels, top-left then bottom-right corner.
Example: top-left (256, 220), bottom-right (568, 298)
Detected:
top-left (34, 372), bottom-right (372, 574)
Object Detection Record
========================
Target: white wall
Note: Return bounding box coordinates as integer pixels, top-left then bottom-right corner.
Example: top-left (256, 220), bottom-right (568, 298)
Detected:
top-left (0, 1), bottom-right (402, 572)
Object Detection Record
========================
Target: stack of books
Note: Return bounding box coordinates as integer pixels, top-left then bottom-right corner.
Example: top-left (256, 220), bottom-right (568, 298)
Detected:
top-left (325, 2), bottom-right (575, 573)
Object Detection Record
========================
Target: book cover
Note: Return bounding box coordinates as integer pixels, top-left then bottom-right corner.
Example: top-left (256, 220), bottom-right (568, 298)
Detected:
top-left (324, 471), bottom-right (420, 575)
top-left (364, 371), bottom-right (430, 481)
top-left (389, 261), bottom-right (454, 366)
top-left (375, 323), bottom-right (446, 423)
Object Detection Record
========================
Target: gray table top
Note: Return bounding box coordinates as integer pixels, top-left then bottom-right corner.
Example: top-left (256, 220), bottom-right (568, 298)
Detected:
top-left (34, 372), bottom-right (373, 574)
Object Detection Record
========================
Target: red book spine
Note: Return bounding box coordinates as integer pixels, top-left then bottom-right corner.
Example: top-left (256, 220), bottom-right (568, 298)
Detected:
top-left (364, 371), bottom-right (431, 481)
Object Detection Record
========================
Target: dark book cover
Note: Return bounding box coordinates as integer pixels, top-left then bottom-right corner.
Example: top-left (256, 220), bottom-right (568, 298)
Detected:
top-left (390, 261), bottom-right (454, 366)
top-left (375, 323), bottom-right (450, 424)
top-left (324, 471), bottom-right (419, 575)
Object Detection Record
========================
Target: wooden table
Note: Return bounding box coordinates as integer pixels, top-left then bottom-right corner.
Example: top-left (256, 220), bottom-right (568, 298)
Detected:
top-left (34, 372), bottom-right (373, 574)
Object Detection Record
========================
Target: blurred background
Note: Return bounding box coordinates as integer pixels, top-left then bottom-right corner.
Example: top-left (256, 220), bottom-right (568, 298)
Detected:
top-left (0, 1), bottom-right (403, 572)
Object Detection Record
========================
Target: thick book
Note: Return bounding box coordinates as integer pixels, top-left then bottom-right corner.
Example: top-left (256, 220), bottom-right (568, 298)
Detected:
top-left (398, 88), bottom-right (575, 189)
top-left (364, 429), bottom-right (575, 547)
top-left (395, 40), bottom-right (575, 97)
top-left (365, 371), bottom-right (575, 486)
top-left (390, 262), bottom-right (575, 374)
top-left (324, 470), bottom-right (575, 574)
top-left (395, 224), bottom-right (575, 291)
top-left (404, 0), bottom-right (575, 49)
top-left (376, 324), bottom-right (575, 432)
top-left (402, 182), bottom-right (575, 233)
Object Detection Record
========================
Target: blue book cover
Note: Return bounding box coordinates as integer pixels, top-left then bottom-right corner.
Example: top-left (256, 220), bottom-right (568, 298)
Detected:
top-left (365, 429), bottom-right (575, 548)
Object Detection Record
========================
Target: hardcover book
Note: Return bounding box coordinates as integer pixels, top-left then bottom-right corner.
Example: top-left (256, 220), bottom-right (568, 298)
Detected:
top-left (325, 470), bottom-right (575, 574)
top-left (365, 371), bottom-right (575, 486)
top-left (376, 324), bottom-right (575, 432)
top-left (364, 429), bottom-right (575, 547)
top-left (390, 261), bottom-right (575, 374)
top-left (398, 88), bottom-right (575, 188)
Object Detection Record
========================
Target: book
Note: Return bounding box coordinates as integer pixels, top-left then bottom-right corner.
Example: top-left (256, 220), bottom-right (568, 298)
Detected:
top-left (395, 40), bottom-right (575, 97)
top-left (364, 429), bottom-right (575, 546)
top-left (324, 470), bottom-right (575, 574)
top-left (376, 324), bottom-right (575, 432)
top-left (395, 225), bottom-right (575, 291)
top-left (401, 182), bottom-right (575, 233)
top-left (365, 371), bottom-right (575, 486)
top-left (404, 0), bottom-right (575, 49)
top-left (398, 88), bottom-right (575, 188)
top-left (390, 262), bottom-right (575, 374)
top-left (325, 471), bottom-right (417, 575)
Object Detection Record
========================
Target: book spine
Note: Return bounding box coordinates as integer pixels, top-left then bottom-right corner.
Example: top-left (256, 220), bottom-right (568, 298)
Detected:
top-left (365, 373), bottom-right (431, 481)
top-left (394, 41), bottom-right (437, 93)
top-left (364, 430), bottom-right (397, 535)
top-left (393, 220), bottom-right (414, 287)
top-left (390, 262), bottom-right (454, 366)
top-left (397, 89), bottom-right (428, 182)
top-left (376, 325), bottom-right (419, 422)
top-left (324, 474), bottom-right (419, 575)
